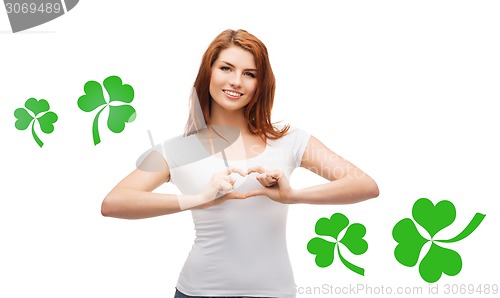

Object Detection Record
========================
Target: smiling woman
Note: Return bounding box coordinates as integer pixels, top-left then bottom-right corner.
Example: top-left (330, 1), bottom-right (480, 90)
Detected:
top-left (209, 47), bottom-right (257, 113)
top-left (101, 29), bottom-right (379, 298)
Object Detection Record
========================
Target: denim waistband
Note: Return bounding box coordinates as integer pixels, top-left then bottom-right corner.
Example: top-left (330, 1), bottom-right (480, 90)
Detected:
top-left (174, 288), bottom-right (274, 298)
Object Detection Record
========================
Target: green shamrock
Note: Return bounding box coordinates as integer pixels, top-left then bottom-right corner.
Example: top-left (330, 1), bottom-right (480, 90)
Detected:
top-left (77, 75), bottom-right (136, 145)
top-left (14, 98), bottom-right (58, 148)
top-left (307, 213), bottom-right (368, 275)
top-left (392, 198), bottom-right (485, 283)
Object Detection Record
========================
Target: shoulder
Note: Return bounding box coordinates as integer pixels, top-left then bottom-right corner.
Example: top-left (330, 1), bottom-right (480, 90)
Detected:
top-left (136, 134), bottom-right (199, 170)
top-left (272, 124), bottom-right (310, 143)
top-left (287, 125), bottom-right (309, 136)
top-left (160, 134), bottom-right (196, 153)
top-left (270, 125), bottom-right (311, 154)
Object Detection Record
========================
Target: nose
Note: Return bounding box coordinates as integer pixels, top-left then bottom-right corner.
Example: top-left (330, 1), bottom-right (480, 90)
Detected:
top-left (230, 73), bottom-right (242, 87)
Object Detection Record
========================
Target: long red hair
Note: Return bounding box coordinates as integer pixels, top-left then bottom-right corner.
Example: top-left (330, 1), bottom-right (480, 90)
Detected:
top-left (186, 29), bottom-right (289, 141)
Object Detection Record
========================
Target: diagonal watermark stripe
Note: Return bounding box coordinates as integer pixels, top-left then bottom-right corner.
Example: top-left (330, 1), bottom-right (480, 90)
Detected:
top-left (4, 0), bottom-right (79, 33)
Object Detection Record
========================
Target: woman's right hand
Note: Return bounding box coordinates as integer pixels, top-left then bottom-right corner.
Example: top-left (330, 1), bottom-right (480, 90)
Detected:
top-left (191, 167), bottom-right (247, 209)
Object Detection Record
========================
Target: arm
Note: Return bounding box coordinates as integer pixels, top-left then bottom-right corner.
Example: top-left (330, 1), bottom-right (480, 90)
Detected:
top-left (292, 136), bottom-right (379, 204)
top-left (246, 136), bottom-right (379, 204)
top-left (101, 152), bottom-right (247, 219)
top-left (100, 163), bottom-right (182, 220)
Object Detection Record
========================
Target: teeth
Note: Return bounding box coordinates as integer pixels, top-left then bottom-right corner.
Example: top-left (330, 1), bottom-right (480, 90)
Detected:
top-left (224, 90), bottom-right (243, 97)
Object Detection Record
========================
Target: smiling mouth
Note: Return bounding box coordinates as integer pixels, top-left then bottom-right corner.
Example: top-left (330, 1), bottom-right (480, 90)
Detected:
top-left (223, 89), bottom-right (244, 98)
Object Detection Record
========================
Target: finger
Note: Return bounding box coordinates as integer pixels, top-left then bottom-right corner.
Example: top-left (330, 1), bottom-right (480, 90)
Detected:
top-left (226, 166), bottom-right (247, 177)
top-left (257, 173), bottom-right (267, 180)
top-left (267, 169), bottom-right (282, 180)
top-left (221, 175), bottom-right (236, 185)
top-left (218, 181), bottom-right (233, 195)
top-left (214, 192), bottom-right (246, 205)
top-left (255, 174), bottom-right (272, 187)
top-left (265, 178), bottom-right (278, 187)
top-left (221, 192), bottom-right (247, 200)
top-left (258, 173), bottom-right (278, 187)
top-left (247, 166), bottom-right (265, 175)
top-left (264, 173), bottom-right (278, 182)
top-left (245, 188), bottom-right (267, 198)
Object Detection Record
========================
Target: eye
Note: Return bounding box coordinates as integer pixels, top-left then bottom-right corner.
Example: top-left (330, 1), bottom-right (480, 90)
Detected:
top-left (244, 72), bottom-right (256, 78)
top-left (220, 66), bottom-right (231, 71)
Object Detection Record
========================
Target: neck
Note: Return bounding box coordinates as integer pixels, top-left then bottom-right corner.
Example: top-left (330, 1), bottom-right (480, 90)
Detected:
top-left (210, 103), bottom-right (248, 133)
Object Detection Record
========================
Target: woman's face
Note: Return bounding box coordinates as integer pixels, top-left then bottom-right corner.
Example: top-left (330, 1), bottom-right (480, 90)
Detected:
top-left (209, 46), bottom-right (258, 113)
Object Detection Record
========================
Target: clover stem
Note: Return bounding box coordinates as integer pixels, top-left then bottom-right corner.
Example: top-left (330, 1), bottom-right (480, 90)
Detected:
top-left (337, 245), bottom-right (365, 276)
top-left (435, 213), bottom-right (486, 243)
top-left (92, 106), bottom-right (107, 145)
top-left (31, 120), bottom-right (43, 148)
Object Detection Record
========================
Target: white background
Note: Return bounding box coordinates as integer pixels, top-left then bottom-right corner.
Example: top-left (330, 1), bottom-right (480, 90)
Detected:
top-left (1, 1), bottom-right (499, 297)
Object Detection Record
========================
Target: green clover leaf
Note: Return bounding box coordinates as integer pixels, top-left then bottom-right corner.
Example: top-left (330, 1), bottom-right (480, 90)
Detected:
top-left (307, 213), bottom-right (368, 276)
top-left (14, 98), bottom-right (58, 148)
top-left (108, 105), bottom-right (137, 133)
top-left (340, 223), bottom-right (368, 255)
top-left (14, 108), bottom-right (33, 130)
top-left (413, 198), bottom-right (456, 238)
top-left (419, 243), bottom-right (462, 283)
top-left (78, 81), bottom-right (106, 112)
top-left (307, 237), bottom-right (336, 268)
top-left (392, 198), bottom-right (485, 283)
top-left (393, 218), bottom-right (428, 267)
top-left (77, 75), bottom-right (136, 145)
top-left (316, 213), bottom-right (349, 239)
top-left (104, 75), bottom-right (134, 103)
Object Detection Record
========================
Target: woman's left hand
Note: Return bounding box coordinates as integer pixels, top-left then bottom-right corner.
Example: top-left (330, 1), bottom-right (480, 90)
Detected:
top-left (245, 166), bottom-right (296, 204)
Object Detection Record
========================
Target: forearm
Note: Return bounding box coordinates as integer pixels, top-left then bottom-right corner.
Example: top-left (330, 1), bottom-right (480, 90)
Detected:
top-left (101, 188), bottom-right (194, 219)
top-left (291, 176), bottom-right (379, 205)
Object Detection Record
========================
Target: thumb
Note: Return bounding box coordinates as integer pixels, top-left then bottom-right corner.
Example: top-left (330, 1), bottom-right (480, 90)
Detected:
top-left (217, 192), bottom-right (247, 204)
top-left (246, 188), bottom-right (268, 198)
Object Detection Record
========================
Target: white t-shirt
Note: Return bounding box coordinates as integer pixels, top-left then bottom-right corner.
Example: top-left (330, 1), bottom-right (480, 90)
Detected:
top-left (152, 126), bottom-right (310, 297)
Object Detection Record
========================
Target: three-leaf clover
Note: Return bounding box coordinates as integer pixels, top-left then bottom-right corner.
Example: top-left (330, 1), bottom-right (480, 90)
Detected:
top-left (14, 98), bottom-right (58, 148)
top-left (307, 213), bottom-right (368, 275)
top-left (392, 198), bottom-right (485, 283)
top-left (77, 75), bottom-right (136, 145)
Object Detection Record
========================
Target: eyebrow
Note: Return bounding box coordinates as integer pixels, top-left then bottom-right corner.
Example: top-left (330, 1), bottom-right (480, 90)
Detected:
top-left (220, 61), bottom-right (257, 72)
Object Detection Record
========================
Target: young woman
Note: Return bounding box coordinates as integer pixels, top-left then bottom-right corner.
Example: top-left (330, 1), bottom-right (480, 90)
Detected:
top-left (101, 29), bottom-right (379, 298)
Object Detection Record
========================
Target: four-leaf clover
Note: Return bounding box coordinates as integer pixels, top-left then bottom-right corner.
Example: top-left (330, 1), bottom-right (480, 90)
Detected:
top-left (392, 198), bottom-right (485, 283)
top-left (14, 98), bottom-right (58, 148)
top-left (307, 213), bottom-right (368, 275)
top-left (77, 75), bottom-right (136, 145)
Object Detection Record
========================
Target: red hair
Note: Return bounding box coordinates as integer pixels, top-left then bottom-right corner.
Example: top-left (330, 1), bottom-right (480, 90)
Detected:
top-left (186, 29), bottom-right (289, 141)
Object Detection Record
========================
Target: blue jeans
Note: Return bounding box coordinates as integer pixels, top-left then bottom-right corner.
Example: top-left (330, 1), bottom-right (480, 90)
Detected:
top-left (174, 288), bottom-right (274, 298)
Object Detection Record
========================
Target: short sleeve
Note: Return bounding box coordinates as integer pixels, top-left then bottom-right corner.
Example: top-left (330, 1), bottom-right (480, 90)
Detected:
top-left (288, 126), bottom-right (311, 168)
top-left (135, 142), bottom-right (171, 174)
top-left (135, 134), bottom-right (220, 185)
top-left (135, 136), bottom-right (186, 184)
